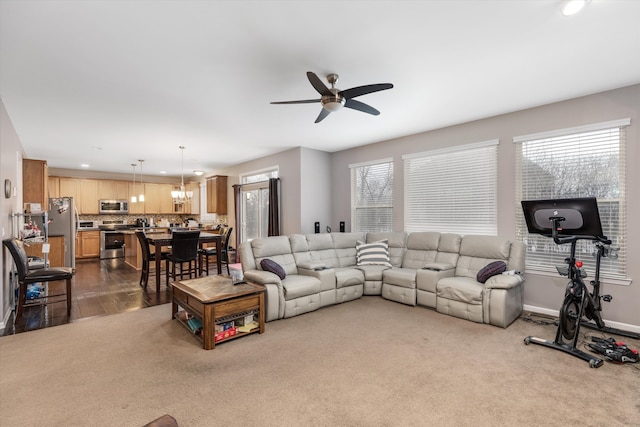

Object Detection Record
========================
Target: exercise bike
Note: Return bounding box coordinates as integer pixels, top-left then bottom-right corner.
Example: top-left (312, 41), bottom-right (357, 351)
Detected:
top-left (521, 197), bottom-right (636, 368)
top-left (524, 217), bottom-right (615, 368)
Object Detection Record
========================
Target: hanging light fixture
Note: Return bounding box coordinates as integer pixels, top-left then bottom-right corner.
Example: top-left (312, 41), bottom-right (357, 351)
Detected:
top-left (171, 146), bottom-right (194, 204)
top-left (130, 163), bottom-right (138, 203)
top-left (138, 159), bottom-right (145, 202)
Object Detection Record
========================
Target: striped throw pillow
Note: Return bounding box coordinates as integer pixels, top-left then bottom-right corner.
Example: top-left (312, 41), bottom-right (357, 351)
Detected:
top-left (356, 240), bottom-right (391, 267)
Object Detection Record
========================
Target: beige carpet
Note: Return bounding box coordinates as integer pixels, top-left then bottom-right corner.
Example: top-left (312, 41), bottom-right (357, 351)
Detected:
top-left (1, 297), bottom-right (639, 427)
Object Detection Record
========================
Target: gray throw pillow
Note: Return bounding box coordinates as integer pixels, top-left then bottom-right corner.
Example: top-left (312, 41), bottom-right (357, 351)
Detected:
top-left (260, 258), bottom-right (286, 279)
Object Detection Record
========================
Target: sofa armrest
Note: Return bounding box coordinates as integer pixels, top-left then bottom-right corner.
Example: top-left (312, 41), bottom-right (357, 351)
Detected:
top-left (297, 261), bottom-right (327, 270)
top-left (244, 270), bottom-right (282, 285)
top-left (243, 270), bottom-right (285, 320)
top-left (422, 262), bottom-right (455, 271)
top-left (298, 267), bottom-right (336, 292)
top-left (484, 273), bottom-right (524, 289)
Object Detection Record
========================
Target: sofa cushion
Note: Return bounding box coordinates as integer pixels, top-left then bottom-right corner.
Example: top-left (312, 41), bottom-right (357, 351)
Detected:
top-left (476, 260), bottom-right (507, 283)
top-left (355, 264), bottom-right (390, 280)
top-left (334, 267), bottom-right (365, 288)
top-left (356, 240), bottom-right (391, 267)
top-left (437, 277), bottom-right (484, 304)
top-left (260, 259), bottom-right (286, 279)
top-left (281, 275), bottom-right (322, 300)
top-left (383, 267), bottom-right (416, 289)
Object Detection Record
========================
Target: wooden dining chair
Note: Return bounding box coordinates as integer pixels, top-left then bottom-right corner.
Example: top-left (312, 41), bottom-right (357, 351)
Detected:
top-left (3, 238), bottom-right (74, 320)
top-left (165, 230), bottom-right (200, 285)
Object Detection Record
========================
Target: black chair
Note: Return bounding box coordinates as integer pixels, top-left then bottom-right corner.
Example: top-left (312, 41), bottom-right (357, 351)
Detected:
top-left (166, 230), bottom-right (200, 284)
top-left (2, 238), bottom-right (74, 320)
top-left (199, 227), bottom-right (233, 276)
top-left (135, 231), bottom-right (170, 289)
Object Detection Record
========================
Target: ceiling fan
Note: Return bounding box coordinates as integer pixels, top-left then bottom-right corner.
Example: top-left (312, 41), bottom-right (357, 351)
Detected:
top-left (271, 71), bottom-right (393, 123)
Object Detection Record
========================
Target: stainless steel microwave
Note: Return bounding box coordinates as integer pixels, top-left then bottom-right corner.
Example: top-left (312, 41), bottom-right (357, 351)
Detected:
top-left (99, 200), bottom-right (129, 214)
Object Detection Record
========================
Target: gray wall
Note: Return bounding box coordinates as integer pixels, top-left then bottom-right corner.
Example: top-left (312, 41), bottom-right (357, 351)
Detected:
top-left (1, 99), bottom-right (25, 328)
top-left (330, 84), bottom-right (640, 329)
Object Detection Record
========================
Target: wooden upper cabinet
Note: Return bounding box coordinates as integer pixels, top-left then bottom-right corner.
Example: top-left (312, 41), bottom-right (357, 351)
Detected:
top-left (98, 180), bottom-right (129, 200)
top-left (142, 183), bottom-right (161, 214)
top-left (58, 177), bottom-right (78, 200)
top-left (159, 184), bottom-right (174, 214)
top-left (78, 179), bottom-right (99, 214)
top-left (23, 159), bottom-right (48, 206)
top-left (48, 176), bottom-right (60, 199)
top-left (207, 175), bottom-right (227, 214)
top-left (128, 182), bottom-right (144, 214)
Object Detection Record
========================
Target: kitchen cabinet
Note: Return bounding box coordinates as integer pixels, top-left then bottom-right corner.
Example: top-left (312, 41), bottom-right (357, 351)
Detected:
top-left (142, 183), bottom-right (161, 214)
top-left (128, 182), bottom-right (145, 214)
top-left (23, 159), bottom-right (48, 206)
top-left (206, 175), bottom-right (227, 214)
top-left (58, 177), bottom-right (78, 200)
top-left (24, 235), bottom-right (65, 267)
top-left (78, 179), bottom-right (99, 214)
top-left (98, 180), bottom-right (129, 200)
top-left (76, 230), bottom-right (100, 259)
top-left (159, 184), bottom-right (174, 214)
top-left (48, 176), bottom-right (60, 198)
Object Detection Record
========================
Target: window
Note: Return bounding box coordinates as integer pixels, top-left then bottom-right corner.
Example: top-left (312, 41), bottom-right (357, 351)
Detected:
top-left (403, 140), bottom-right (498, 235)
top-left (515, 119), bottom-right (629, 281)
top-left (350, 159), bottom-right (394, 232)
top-left (240, 168), bottom-right (278, 242)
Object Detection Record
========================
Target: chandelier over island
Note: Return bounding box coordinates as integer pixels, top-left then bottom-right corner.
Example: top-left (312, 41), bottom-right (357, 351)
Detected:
top-left (171, 146), bottom-right (194, 205)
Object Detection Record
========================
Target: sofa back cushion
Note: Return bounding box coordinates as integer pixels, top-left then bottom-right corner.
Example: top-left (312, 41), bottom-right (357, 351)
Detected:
top-left (305, 234), bottom-right (340, 268)
top-left (402, 232), bottom-right (440, 269)
top-left (435, 233), bottom-right (462, 266)
top-left (455, 235), bottom-right (511, 279)
top-left (366, 232), bottom-right (407, 267)
top-left (332, 232), bottom-right (365, 267)
top-left (251, 236), bottom-right (298, 275)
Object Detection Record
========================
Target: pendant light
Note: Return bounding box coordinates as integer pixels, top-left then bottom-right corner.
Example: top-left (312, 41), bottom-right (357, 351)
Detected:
top-left (171, 146), bottom-right (193, 203)
top-left (130, 163), bottom-right (137, 203)
top-left (138, 159), bottom-right (145, 202)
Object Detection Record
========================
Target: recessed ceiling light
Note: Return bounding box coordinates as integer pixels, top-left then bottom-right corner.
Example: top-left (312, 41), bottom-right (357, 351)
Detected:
top-left (561, 0), bottom-right (589, 16)
top-left (81, 163), bottom-right (90, 168)
top-left (159, 171), bottom-right (167, 174)
top-left (193, 170), bottom-right (204, 176)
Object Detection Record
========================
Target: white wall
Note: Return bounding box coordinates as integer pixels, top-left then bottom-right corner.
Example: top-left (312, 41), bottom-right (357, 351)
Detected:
top-left (300, 147), bottom-right (332, 234)
top-left (0, 99), bottom-right (25, 328)
top-left (330, 84), bottom-right (640, 328)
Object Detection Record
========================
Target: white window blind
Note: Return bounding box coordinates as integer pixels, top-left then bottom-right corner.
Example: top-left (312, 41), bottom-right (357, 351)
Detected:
top-left (403, 140), bottom-right (498, 235)
top-left (515, 119), bottom-right (629, 281)
top-left (350, 159), bottom-right (394, 232)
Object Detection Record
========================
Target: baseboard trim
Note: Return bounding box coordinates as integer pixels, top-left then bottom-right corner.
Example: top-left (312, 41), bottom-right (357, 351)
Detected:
top-left (523, 304), bottom-right (640, 334)
top-left (0, 308), bottom-right (12, 330)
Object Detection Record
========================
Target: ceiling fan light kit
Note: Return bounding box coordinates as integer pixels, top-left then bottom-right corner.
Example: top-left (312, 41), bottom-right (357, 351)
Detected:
top-left (271, 71), bottom-right (393, 123)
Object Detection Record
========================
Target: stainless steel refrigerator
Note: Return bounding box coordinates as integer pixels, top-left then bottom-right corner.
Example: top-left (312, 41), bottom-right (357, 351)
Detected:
top-left (32, 197), bottom-right (77, 269)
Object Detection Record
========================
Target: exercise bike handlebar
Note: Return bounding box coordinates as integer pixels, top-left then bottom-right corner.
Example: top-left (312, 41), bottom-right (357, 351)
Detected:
top-left (549, 216), bottom-right (611, 246)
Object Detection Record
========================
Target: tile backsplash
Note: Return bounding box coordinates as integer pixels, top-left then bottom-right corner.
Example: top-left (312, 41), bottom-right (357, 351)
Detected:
top-left (79, 214), bottom-right (229, 227)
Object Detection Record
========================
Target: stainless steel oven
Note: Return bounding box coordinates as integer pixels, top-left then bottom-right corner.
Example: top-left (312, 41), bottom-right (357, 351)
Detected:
top-left (100, 230), bottom-right (126, 259)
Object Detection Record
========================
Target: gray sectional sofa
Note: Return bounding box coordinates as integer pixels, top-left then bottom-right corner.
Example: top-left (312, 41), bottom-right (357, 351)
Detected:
top-left (238, 231), bottom-right (526, 328)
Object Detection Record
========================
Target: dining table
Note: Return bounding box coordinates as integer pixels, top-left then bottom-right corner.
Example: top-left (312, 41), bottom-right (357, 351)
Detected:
top-left (146, 231), bottom-right (223, 292)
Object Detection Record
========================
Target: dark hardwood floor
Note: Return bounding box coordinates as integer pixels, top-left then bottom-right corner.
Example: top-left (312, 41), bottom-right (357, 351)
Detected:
top-left (2, 258), bottom-right (176, 335)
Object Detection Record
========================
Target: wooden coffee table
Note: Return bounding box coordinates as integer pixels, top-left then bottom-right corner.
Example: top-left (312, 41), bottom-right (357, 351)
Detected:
top-left (171, 275), bottom-right (265, 350)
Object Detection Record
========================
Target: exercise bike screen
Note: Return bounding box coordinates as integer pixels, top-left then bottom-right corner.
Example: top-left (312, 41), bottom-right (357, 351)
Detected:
top-left (521, 197), bottom-right (604, 238)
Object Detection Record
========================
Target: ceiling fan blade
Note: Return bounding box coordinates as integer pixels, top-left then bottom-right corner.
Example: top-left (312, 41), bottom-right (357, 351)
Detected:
top-left (339, 83), bottom-right (393, 99)
top-left (270, 99), bottom-right (320, 104)
top-left (344, 99), bottom-right (380, 116)
top-left (314, 108), bottom-right (330, 123)
top-left (307, 72), bottom-right (332, 96)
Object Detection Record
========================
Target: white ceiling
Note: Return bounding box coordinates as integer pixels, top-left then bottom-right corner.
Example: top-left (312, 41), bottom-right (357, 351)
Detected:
top-left (1, 0), bottom-right (639, 178)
